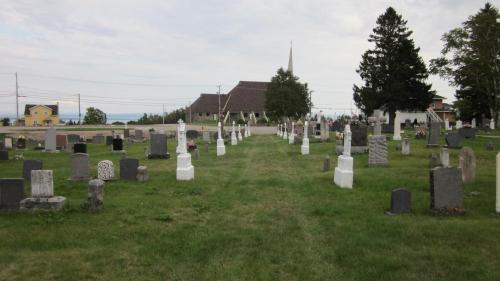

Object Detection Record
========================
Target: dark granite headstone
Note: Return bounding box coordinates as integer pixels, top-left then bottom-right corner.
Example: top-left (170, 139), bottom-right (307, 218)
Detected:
top-left (427, 122), bottom-right (440, 147)
top-left (148, 133), bottom-right (170, 159)
top-left (0, 150), bottom-right (8, 160)
top-left (382, 124), bottom-right (394, 134)
top-left (73, 142), bottom-right (87, 154)
top-left (120, 158), bottom-right (139, 181)
top-left (67, 134), bottom-right (80, 143)
top-left (388, 188), bottom-right (411, 215)
top-left (113, 138), bottom-right (123, 151)
top-left (331, 122), bottom-right (343, 132)
top-left (430, 167), bottom-right (464, 213)
top-left (106, 136), bottom-right (114, 145)
top-left (445, 133), bottom-right (463, 149)
top-left (186, 130), bottom-right (199, 139)
top-left (458, 127), bottom-right (476, 139)
top-left (0, 141), bottom-right (4, 150)
top-left (351, 126), bottom-right (368, 147)
top-left (16, 138), bottom-right (26, 149)
top-left (22, 160), bottom-right (43, 181)
top-left (0, 178), bottom-right (25, 210)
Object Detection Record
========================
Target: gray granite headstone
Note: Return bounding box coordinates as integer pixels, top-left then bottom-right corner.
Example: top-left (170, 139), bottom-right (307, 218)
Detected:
top-left (458, 127), bottom-right (476, 139)
top-left (44, 126), bottom-right (57, 152)
top-left (445, 133), bottom-right (463, 149)
top-left (22, 160), bottom-right (43, 181)
top-left (0, 178), bottom-right (25, 210)
top-left (70, 153), bottom-right (90, 181)
top-left (134, 130), bottom-right (143, 140)
top-left (402, 138), bottom-right (410, 155)
top-left (93, 135), bottom-right (105, 144)
top-left (67, 134), bottom-right (80, 143)
top-left (368, 135), bottom-right (388, 166)
top-left (106, 136), bottom-right (114, 146)
top-left (351, 126), bottom-right (368, 147)
top-left (430, 167), bottom-right (464, 212)
top-left (459, 147), bottom-right (476, 183)
top-left (148, 133), bottom-right (169, 159)
top-left (388, 188), bottom-right (411, 215)
top-left (427, 122), bottom-right (440, 147)
top-left (120, 158), bottom-right (139, 181)
top-left (202, 131), bottom-right (211, 144)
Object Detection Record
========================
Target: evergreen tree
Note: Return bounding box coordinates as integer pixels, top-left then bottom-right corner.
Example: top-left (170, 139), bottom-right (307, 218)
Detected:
top-left (83, 107), bottom-right (107, 125)
top-left (265, 68), bottom-right (311, 120)
top-left (430, 3), bottom-right (500, 125)
top-left (353, 7), bottom-right (434, 124)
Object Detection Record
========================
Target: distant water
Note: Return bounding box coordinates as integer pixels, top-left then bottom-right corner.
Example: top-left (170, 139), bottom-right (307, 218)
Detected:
top-left (0, 113), bottom-right (144, 123)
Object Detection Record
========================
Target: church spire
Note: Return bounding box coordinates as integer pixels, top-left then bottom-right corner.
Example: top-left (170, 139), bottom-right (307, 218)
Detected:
top-left (287, 41), bottom-right (293, 74)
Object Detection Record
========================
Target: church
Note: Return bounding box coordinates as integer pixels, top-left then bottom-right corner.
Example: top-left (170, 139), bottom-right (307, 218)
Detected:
top-left (189, 45), bottom-right (294, 123)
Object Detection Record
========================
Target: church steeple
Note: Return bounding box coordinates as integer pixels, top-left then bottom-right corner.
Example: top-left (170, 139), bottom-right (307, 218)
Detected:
top-left (287, 41), bottom-right (293, 74)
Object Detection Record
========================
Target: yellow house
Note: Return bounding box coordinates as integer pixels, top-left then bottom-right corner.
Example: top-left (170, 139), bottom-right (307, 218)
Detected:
top-left (24, 104), bottom-right (60, 126)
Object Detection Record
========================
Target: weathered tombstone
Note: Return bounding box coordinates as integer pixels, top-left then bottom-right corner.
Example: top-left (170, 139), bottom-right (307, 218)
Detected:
top-left (67, 134), bottom-right (80, 143)
top-left (427, 122), bottom-right (440, 148)
top-left (56, 135), bottom-right (68, 150)
top-left (455, 120), bottom-right (463, 129)
top-left (4, 137), bottom-right (13, 149)
top-left (148, 133), bottom-right (169, 159)
top-left (368, 109), bottom-right (386, 136)
top-left (87, 179), bottom-right (104, 212)
top-left (320, 118), bottom-right (329, 141)
top-left (20, 170), bottom-right (66, 210)
top-left (386, 188), bottom-right (411, 215)
top-left (445, 132), bottom-right (463, 149)
top-left (203, 131), bottom-right (211, 144)
top-left (105, 136), bottom-right (114, 146)
top-left (113, 138), bottom-right (124, 152)
top-left (430, 167), bottom-right (464, 213)
top-left (44, 125), bottom-right (57, 152)
top-left (0, 150), bottom-right (8, 160)
top-left (124, 129), bottom-right (130, 138)
top-left (120, 158), bottom-right (139, 181)
top-left (193, 148), bottom-right (200, 160)
top-left (440, 147), bottom-right (450, 168)
top-left (16, 138), bottom-right (26, 149)
top-left (93, 135), bottom-right (105, 144)
top-left (429, 153), bottom-right (440, 169)
top-left (0, 178), bottom-right (25, 211)
top-left (73, 142), bottom-right (87, 154)
top-left (97, 160), bottom-right (115, 181)
top-left (458, 127), bottom-right (476, 139)
top-left (323, 155), bottom-right (330, 172)
top-left (486, 141), bottom-right (495, 151)
top-left (459, 147), bottom-right (476, 183)
top-left (402, 138), bottom-right (410, 155)
top-left (134, 130), bottom-right (143, 140)
top-left (368, 135), bottom-right (388, 166)
top-left (205, 143), bottom-right (209, 153)
top-left (137, 166), bottom-right (149, 182)
top-left (69, 153), bottom-right (90, 181)
top-left (22, 160), bottom-right (43, 181)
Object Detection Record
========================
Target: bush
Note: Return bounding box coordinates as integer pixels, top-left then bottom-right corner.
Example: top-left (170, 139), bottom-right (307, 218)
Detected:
top-left (112, 121), bottom-right (125, 125)
top-left (257, 118), bottom-right (268, 125)
top-left (237, 118), bottom-right (246, 125)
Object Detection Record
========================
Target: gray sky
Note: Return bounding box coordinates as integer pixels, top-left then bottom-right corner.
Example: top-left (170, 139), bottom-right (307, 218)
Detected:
top-left (0, 0), bottom-right (492, 118)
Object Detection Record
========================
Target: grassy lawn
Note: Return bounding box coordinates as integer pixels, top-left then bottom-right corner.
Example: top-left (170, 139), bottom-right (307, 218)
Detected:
top-left (0, 133), bottom-right (499, 281)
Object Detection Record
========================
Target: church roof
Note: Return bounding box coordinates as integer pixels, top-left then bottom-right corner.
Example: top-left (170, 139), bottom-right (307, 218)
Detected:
top-left (223, 81), bottom-right (268, 113)
top-left (189, 93), bottom-right (227, 114)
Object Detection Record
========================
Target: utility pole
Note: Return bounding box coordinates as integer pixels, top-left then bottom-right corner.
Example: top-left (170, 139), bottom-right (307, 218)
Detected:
top-left (78, 93), bottom-right (81, 124)
top-left (189, 101), bottom-right (192, 123)
top-left (309, 90), bottom-right (314, 118)
top-left (217, 85), bottom-right (221, 122)
top-left (162, 104), bottom-right (165, 124)
top-left (15, 72), bottom-right (19, 126)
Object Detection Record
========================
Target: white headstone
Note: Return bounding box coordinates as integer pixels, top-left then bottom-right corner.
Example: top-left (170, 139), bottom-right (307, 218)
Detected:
top-left (393, 111), bottom-right (402, 140)
top-left (441, 147), bottom-right (450, 168)
top-left (176, 119), bottom-right (184, 154)
top-left (176, 122), bottom-right (194, 180)
top-left (217, 122), bottom-right (225, 156)
top-left (247, 122), bottom-right (251, 137)
top-left (490, 119), bottom-right (495, 130)
top-left (471, 118), bottom-right (476, 128)
top-left (44, 125), bottom-right (57, 152)
top-left (334, 125), bottom-right (353, 188)
top-left (231, 121), bottom-right (238, 145)
top-left (289, 122), bottom-right (295, 144)
top-left (4, 137), bottom-right (12, 149)
top-left (456, 120), bottom-right (463, 129)
top-left (301, 120), bottom-right (310, 155)
top-left (283, 123), bottom-right (288, 140)
top-left (238, 124), bottom-right (243, 141)
top-left (445, 118), bottom-right (451, 131)
top-left (31, 170), bottom-right (54, 197)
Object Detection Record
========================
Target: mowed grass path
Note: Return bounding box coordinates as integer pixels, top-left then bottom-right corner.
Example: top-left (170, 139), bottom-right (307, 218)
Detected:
top-left (0, 134), bottom-right (499, 281)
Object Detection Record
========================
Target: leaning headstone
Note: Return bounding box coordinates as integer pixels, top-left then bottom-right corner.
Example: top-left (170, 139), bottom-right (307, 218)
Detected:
top-left (429, 153), bottom-right (440, 169)
top-left (0, 178), bottom-right (25, 211)
top-left (323, 155), bottom-right (330, 172)
top-left (113, 138), bottom-right (124, 152)
top-left (44, 125), bottom-right (58, 152)
top-left (97, 160), bottom-right (115, 181)
top-left (70, 153), bottom-right (90, 181)
top-left (20, 170), bottom-right (66, 210)
top-left (56, 135), bottom-right (68, 150)
top-left (368, 135), bottom-right (388, 166)
top-left (459, 147), bottom-right (476, 183)
top-left (73, 142), bottom-right (87, 154)
top-left (458, 127), bottom-right (476, 139)
top-left (120, 158), bottom-right (139, 181)
top-left (148, 133), bottom-right (170, 159)
top-left (22, 160), bottom-right (43, 181)
top-left (440, 147), bottom-right (450, 168)
top-left (430, 167), bottom-right (464, 214)
top-left (87, 179), bottom-right (104, 212)
top-left (386, 188), bottom-right (411, 215)
top-left (402, 138), bottom-right (410, 155)
top-left (427, 122), bottom-right (440, 148)
top-left (445, 132), bottom-right (463, 149)
top-left (0, 150), bottom-right (8, 160)
top-left (137, 166), bottom-right (149, 182)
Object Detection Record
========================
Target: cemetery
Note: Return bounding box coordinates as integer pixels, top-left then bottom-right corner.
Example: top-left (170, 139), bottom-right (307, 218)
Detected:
top-left (0, 123), bottom-right (499, 280)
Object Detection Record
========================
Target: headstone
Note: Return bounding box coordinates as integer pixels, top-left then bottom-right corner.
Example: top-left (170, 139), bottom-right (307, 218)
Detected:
top-left (289, 122), bottom-right (295, 144)
top-left (120, 158), bottom-right (139, 181)
top-left (486, 141), bottom-right (495, 151)
top-left (301, 120), bottom-right (310, 155)
top-left (67, 134), bottom-right (80, 143)
top-left (231, 121), bottom-right (238, 146)
top-left (427, 122), bottom-right (440, 148)
top-left (429, 153), bottom-right (440, 169)
top-left (203, 131), bottom-right (211, 144)
top-left (0, 178), bottom-right (24, 211)
top-left (176, 122), bottom-right (194, 180)
top-left (148, 133), bottom-right (170, 159)
top-left (459, 147), bottom-right (476, 183)
top-left (137, 166), bottom-right (149, 182)
top-left (93, 135), bottom-right (105, 144)
top-left (334, 124), bottom-right (353, 188)
top-left (238, 125), bottom-right (243, 141)
top-left (70, 153), bottom-right (90, 181)
top-left (471, 118), bottom-right (476, 128)
top-left (87, 179), bottom-right (104, 212)
top-left (283, 122), bottom-right (288, 140)
top-left (402, 138), bottom-right (410, 155)
top-left (0, 150), bottom-right (8, 160)
top-left (368, 135), bottom-right (388, 166)
top-left (323, 155), bottom-right (330, 172)
top-left (135, 130), bottom-right (143, 140)
top-left (440, 147), bottom-right (450, 168)
top-left (105, 136), bottom-right (114, 146)
top-left (186, 130), bottom-right (199, 139)
top-left (458, 127), bottom-right (476, 139)
top-left (22, 160), bottom-right (43, 181)
top-left (31, 170), bottom-right (54, 197)
top-left (368, 109), bottom-right (386, 136)
top-left (445, 133), bottom-right (463, 149)
top-left (16, 138), bottom-right (26, 149)
top-left (56, 135), bottom-right (68, 149)
top-left (124, 129), bottom-right (130, 138)
top-left (490, 119), bottom-right (495, 130)
top-left (444, 118), bottom-right (451, 131)
top-left (455, 120), bottom-right (463, 129)
top-left (430, 167), bottom-right (464, 213)
top-left (194, 148), bottom-right (200, 160)
top-left (496, 152), bottom-right (500, 214)
top-left (386, 188), bottom-right (411, 215)
top-left (73, 142), bottom-right (87, 154)
top-left (97, 160), bottom-right (115, 181)
top-left (349, 125), bottom-right (368, 154)
top-left (216, 122), bottom-right (226, 156)
top-left (113, 138), bottom-right (124, 152)
top-left (393, 111), bottom-right (402, 140)
top-left (44, 125), bottom-right (57, 152)
top-left (4, 137), bottom-right (12, 149)
top-left (320, 118), bottom-right (329, 141)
